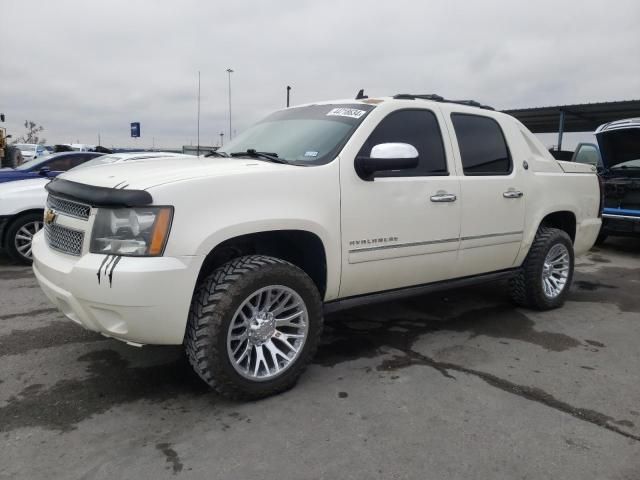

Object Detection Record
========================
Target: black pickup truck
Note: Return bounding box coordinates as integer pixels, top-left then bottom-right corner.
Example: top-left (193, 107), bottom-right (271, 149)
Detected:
top-left (576, 118), bottom-right (640, 242)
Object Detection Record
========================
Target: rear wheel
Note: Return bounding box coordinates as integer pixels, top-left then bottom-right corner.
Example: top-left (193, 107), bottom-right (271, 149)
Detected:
top-left (6, 213), bottom-right (43, 264)
top-left (184, 255), bottom-right (323, 400)
top-left (509, 227), bottom-right (574, 310)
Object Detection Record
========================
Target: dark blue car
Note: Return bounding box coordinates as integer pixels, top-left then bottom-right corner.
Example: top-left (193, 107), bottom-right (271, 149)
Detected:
top-left (0, 151), bottom-right (105, 183)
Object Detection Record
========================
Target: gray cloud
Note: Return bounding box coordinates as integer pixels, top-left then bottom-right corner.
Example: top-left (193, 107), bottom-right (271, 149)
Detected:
top-left (1, 0), bottom-right (639, 148)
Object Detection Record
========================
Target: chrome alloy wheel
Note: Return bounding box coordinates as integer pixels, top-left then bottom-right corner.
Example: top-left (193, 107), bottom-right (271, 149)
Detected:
top-left (14, 220), bottom-right (43, 260)
top-left (541, 243), bottom-right (570, 298)
top-left (227, 285), bottom-right (309, 381)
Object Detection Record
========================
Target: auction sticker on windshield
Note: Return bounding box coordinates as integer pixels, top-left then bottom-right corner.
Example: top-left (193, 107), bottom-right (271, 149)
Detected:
top-left (326, 107), bottom-right (367, 119)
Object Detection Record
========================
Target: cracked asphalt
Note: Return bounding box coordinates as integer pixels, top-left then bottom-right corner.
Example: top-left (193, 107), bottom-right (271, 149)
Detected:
top-left (1, 239), bottom-right (639, 479)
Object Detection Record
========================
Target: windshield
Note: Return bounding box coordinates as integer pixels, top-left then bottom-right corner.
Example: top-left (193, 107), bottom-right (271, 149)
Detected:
top-left (218, 104), bottom-right (375, 164)
top-left (16, 144), bottom-right (36, 152)
top-left (72, 154), bottom-right (124, 170)
top-left (611, 159), bottom-right (640, 169)
top-left (15, 157), bottom-right (47, 171)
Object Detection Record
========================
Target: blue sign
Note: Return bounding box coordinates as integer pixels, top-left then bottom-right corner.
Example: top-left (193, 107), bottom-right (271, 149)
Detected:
top-left (130, 122), bottom-right (140, 138)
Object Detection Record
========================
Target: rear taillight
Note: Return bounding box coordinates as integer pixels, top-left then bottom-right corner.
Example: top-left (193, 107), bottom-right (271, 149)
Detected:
top-left (597, 174), bottom-right (604, 218)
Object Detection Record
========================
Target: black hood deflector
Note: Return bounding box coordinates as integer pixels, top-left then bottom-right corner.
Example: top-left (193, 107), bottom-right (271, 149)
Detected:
top-left (45, 178), bottom-right (153, 207)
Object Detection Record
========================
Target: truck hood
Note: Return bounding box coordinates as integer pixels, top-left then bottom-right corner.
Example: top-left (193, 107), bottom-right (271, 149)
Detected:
top-left (596, 126), bottom-right (640, 170)
top-left (58, 156), bottom-right (290, 190)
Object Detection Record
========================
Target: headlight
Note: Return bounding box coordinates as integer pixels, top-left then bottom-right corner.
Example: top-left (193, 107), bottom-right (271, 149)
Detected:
top-left (90, 206), bottom-right (173, 256)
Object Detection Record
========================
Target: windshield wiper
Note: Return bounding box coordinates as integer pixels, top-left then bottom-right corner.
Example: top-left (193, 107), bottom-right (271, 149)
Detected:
top-left (229, 149), bottom-right (289, 164)
top-left (204, 150), bottom-right (229, 158)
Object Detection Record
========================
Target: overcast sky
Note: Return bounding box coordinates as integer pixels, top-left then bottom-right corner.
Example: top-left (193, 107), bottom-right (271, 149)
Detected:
top-left (2, 0), bottom-right (639, 149)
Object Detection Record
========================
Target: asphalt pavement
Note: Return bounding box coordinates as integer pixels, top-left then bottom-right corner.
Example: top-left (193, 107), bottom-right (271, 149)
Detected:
top-left (1, 239), bottom-right (639, 479)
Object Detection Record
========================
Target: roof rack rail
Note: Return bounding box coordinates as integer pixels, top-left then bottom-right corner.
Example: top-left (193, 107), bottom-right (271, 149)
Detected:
top-left (392, 93), bottom-right (494, 111)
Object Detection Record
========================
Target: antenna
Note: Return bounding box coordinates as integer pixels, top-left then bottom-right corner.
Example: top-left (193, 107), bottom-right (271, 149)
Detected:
top-left (355, 89), bottom-right (368, 100)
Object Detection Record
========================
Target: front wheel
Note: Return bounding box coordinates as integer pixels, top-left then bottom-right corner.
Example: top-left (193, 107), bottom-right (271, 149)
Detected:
top-left (509, 227), bottom-right (574, 310)
top-left (5, 213), bottom-right (44, 264)
top-left (184, 255), bottom-right (323, 400)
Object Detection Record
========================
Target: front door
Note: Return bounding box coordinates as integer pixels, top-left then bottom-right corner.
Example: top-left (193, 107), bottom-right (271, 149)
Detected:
top-left (339, 107), bottom-right (462, 298)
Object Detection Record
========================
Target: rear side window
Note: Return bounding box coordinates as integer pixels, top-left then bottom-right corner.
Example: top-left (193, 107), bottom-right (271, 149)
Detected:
top-left (358, 109), bottom-right (448, 176)
top-left (451, 114), bottom-right (511, 175)
top-left (47, 155), bottom-right (81, 171)
top-left (68, 155), bottom-right (91, 169)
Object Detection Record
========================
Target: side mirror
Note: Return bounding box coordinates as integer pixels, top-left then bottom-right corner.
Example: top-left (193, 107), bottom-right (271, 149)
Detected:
top-left (38, 167), bottom-right (51, 176)
top-left (355, 143), bottom-right (419, 180)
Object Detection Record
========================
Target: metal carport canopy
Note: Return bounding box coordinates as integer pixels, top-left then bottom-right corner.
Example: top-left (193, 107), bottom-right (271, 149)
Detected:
top-left (502, 99), bottom-right (640, 150)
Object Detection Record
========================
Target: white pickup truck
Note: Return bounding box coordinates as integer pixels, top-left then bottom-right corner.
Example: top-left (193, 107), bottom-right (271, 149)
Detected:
top-left (32, 94), bottom-right (602, 399)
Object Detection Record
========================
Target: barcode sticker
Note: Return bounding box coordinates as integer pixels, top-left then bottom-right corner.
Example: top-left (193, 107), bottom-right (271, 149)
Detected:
top-left (326, 108), bottom-right (367, 119)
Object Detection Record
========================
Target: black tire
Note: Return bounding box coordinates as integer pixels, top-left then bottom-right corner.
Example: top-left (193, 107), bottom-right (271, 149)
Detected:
top-left (509, 227), bottom-right (574, 310)
top-left (2, 146), bottom-right (23, 168)
top-left (5, 213), bottom-right (44, 265)
top-left (184, 255), bottom-right (323, 400)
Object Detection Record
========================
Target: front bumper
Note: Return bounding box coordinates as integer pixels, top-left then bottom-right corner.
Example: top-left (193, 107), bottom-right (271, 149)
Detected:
top-left (32, 232), bottom-right (204, 345)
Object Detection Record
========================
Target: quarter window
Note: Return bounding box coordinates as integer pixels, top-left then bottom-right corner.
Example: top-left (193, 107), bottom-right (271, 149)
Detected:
top-left (451, 114), bottom-right (511, 175)
top-left (358, 109), bottom-right (448, 177)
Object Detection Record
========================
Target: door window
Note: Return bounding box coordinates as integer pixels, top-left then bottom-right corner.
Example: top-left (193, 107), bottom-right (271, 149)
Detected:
top-left (573, 144), bottom-right (600, 166)
top-left (358, 109), bottom-right (448, 177)
top-left (452, 114), bottom-right (511, 175)
top-left (46, 156), bottom-right (75, 171)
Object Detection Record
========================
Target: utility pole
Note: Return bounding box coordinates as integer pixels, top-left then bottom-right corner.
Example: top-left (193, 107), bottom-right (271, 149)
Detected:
top-left (197, 71), bottom-right (201, 157)
top-left (286, 85), bottom-right (291, 107)
top-left (98, 133), bottom-right (101, 146)
top-left (226, 68), bottom-right (234, 140)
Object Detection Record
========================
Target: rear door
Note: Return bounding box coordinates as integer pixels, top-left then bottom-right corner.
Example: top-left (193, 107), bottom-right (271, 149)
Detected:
top-left (339, 106), bottom-right (462, 298)
top-left (446, 112), bottom-right (525, 277)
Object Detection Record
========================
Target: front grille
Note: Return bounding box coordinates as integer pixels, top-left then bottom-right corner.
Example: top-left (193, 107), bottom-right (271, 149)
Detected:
top-left (47, 195), bottom-right (91, 220)
top-left (44, 223), bottom-right (84, 256)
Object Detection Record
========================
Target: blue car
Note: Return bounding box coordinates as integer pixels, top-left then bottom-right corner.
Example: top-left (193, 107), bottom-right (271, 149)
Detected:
top-left (0, 151), bottom-right (105, 183)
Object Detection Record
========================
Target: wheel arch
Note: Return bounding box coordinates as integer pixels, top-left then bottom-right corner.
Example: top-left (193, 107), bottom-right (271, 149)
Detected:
top-left (1, 209), bottom-right (44, 247)
top-left (196, 229), bottom-right (329, 298)
top-left (539, 210), bottom-right (577, 243)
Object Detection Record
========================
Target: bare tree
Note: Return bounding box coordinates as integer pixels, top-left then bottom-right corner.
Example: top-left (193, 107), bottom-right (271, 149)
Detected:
top-left (13, 120), bottom-right (46, 144)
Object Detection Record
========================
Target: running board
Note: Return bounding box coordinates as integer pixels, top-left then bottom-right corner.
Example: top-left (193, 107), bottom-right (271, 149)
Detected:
top-left (323, 269), bottom-right (518, 314)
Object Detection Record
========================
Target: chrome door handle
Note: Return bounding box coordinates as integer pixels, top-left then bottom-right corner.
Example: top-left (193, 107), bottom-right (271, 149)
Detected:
top-left (503, 190), bottom-right (524, 198)
top-left (430, 193), bottom-right (457, 203)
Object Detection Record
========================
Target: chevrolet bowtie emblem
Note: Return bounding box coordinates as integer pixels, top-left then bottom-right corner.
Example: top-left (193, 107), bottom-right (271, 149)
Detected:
top-left (44, 209), bottom-right (57, 225)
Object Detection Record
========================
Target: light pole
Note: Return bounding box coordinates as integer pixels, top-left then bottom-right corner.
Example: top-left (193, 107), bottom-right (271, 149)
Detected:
top-left (197, 71), bottom-right (201, 157)
top-left (219, 132), bottom-right (224, 147)
top-left (226, 68), bottom-right (234, 140)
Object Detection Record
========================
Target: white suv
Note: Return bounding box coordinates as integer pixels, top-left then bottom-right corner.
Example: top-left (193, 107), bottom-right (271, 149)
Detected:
top-left (32, 94), bottom-right (602, 399)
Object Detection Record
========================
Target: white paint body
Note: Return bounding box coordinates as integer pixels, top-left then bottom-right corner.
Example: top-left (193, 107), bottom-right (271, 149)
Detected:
top-left (32, 98), bottom-right (602, 346)
top-left (0, 178), bottom-right (49, 216)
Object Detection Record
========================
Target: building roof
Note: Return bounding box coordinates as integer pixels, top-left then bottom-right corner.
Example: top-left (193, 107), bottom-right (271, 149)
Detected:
top-left (502, 100), bottom-right (640, 133)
